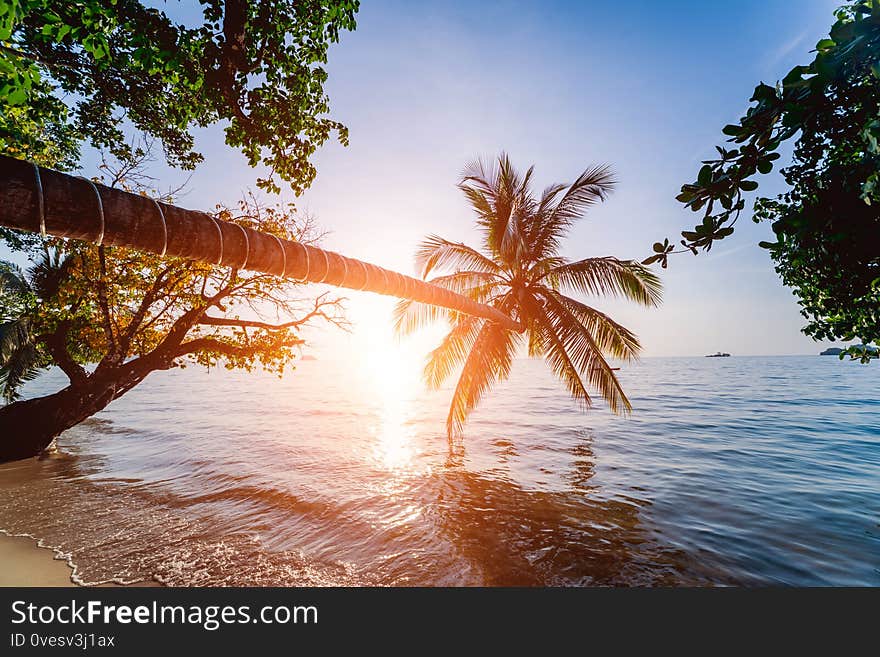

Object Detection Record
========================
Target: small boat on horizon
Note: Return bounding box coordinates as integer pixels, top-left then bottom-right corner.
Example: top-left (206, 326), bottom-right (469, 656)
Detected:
top-left (705, 352), bottom-right (731, 358)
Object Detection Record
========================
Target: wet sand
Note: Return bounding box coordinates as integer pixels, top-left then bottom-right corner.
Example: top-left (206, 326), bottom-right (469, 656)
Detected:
top-left (0, 535), bottom-right (162, 587)
top-left (0, 456), bottom-right (81, 587)
top-left (0, 534), bottom-right (78, 586)
top-left (0, 455), bottom-right (163, 588)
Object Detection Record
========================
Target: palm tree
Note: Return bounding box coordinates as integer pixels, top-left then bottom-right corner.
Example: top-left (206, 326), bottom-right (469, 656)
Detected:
top-left (0, 251), bottom-right (72, 402)
top-left (394, 154), bottom-right (662, 437)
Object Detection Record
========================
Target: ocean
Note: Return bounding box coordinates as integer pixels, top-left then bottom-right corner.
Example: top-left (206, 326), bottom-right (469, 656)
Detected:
top-left (0, 355), bottom-right (877, 586)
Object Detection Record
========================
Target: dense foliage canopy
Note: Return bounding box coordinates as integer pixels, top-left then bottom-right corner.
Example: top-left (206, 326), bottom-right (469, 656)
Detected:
top-left (648, 1), bottom-right (880, 361)
top-left (0, 0), bottom-right (359, 192)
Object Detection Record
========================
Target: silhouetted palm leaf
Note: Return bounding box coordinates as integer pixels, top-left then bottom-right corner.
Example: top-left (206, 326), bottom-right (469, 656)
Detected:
top-left (399, 156), bottom-right (660, 437)
top-left (0, 343), bottom-right (43, 402)
top-left (0, 262), bottom-right (30, 299)
top-left (0, 251), bottom-right (72, 402)
top-left (0, 319), bottom-right (32, 361)
top-left (415, 235), bottom-right (501, 278)
top-left (445, 317), bottom-right (522, 436)
top-left (528, 165), bottom-right (616, 259)
top-left (538, 291), bottom-right (631, 414)
top-left (544, 257), bottom-right (662, 306)
top-left (552, 292), bottom-right (641, 361)
top-left (425, 315), bottom-right (483, 390)
top-left (28, 250), bottom-right (75, 300)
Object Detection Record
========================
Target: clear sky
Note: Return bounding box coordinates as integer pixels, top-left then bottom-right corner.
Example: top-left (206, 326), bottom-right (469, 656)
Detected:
top-left (9, 1), bottom-right (848, 357)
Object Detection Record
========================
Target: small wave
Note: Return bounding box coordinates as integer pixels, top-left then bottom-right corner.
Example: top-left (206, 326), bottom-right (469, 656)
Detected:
top-left (0, 456), bottom-right (372, 587)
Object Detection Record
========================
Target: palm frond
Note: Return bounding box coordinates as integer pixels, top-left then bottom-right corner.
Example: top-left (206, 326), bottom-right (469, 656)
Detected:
top-left (0, 343), bottom-right (44, 402)
top-left (459, 153), bottom-right (534, 259)
top-left (527, 325), bottom-right (546, 358)
top-left (458, 185), bottom-right (496, 226)
top-left (0, 261), bottom-right (30, 298)
top-left (543, 257), bottom-right (662, 306)
top-left (415, 235), bottom-right (500, 279)
top-left (525, 256), bottom-right (567, 280)
top-left (551, 164), bottom-right (617, 221)
top-left (424, 315), bottom-right (483, 389)
top-left (529, 165), bottom-right (616, 259)
top-left (393, 269), bottom-right (502, 337)
top-left (0, 319), bottom-right (32, 362)
top-left (392, 298), bottom-right (453, 337)
top-left (28, 250), bottom-right (74, 300)
top-left (539, 291), bottom-right (632, 414)
top-left (459, 156), bottom-right (500, 196)
top-left (550, 290), bottom-right (642, 361)
top-left (426, 270), bottom-right (502, 300)
top-left (519, 292), bottom-right (593, 409)
top-left (445, 318), bottom-right (521, 437)
top-left (536, 183), bottom-right (569, 215)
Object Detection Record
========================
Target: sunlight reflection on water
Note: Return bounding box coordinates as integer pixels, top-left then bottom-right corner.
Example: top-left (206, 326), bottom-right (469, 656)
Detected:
top-left (0, 355), bottom-right (877, 586)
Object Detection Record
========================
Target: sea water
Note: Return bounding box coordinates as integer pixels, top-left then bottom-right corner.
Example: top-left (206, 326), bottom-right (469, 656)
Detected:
top-left (0, 356), bottom-right (877, 586)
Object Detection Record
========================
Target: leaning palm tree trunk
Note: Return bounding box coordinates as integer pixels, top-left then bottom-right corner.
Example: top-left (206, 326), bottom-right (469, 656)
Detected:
top-left (0, 155), bottom-right (519, 330)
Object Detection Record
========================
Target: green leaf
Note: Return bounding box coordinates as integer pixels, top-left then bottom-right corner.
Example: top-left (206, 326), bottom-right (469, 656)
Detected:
top-left (739, 180), bottom-right (759, 191)
top-left (6, 86), bottom-right (27, 105)
top-left (698, 164), bottom-right (712, 186)
top-left (652, 242), bottom-right (664, 253)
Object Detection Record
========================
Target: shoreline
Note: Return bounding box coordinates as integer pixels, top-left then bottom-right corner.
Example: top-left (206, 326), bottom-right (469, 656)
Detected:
top-left (0, 534), bottom-right (161, 588)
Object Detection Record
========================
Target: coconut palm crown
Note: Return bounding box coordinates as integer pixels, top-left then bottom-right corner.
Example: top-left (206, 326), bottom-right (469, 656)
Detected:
top-left (394, 154), bottom-right (662, 437)
top-left (0, 250), bottom-right (73, 402)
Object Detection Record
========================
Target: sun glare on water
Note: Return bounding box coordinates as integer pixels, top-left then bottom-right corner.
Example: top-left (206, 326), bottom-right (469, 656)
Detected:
top-left (347, 294), bottom-right (440, 474)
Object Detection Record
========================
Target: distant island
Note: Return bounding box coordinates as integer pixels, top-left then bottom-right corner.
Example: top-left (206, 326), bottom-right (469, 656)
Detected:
top-left (705, 352), bottom-right (731, 358)
top-left (821, 345), bottom-right (879, 357)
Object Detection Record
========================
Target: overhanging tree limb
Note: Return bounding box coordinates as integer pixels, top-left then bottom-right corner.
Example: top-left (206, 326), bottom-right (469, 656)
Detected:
top-left (0, 155), bottom-right (520, 331)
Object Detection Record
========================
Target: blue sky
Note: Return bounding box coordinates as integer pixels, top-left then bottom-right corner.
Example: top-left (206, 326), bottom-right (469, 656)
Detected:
top-left (10, 1), bottom-right (848, 357)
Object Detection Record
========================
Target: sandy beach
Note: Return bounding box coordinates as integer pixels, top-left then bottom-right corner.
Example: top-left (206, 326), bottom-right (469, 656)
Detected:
top-left (0, 534), bottom-right (79, 586)
top-left (0, 535), bottom-right (162, 587)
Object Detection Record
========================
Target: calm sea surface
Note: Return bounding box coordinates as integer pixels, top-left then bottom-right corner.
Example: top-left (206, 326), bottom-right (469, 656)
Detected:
top-left (0, 355), bottom-right (877, 586)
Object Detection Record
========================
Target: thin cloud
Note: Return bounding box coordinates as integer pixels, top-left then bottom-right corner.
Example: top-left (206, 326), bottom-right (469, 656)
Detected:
top-left (765, 30), bottom-right (810, 70)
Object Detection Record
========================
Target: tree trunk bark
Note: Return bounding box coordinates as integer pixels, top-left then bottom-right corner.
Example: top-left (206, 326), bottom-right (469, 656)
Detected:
top-left (0, 381), bottom-right (119, 463)
top-left (0, 154), bottom-right (520, 330)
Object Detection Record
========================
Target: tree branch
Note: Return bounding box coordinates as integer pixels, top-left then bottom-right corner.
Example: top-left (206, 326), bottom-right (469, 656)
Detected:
top-left (0, 43), bottom-right (78, 70)
top-left (118, 264), bottom-right (176, 353)
top-left (38, 322), bottom-right (87, 386)
top-left (174, 336), bottom-right (303, 359)
top-left (95, 246), bottom-right (117, 356)
top-left (198, 293), bottom-right (348, 331)
top-left (213, 0), bottom-right (254, 130)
